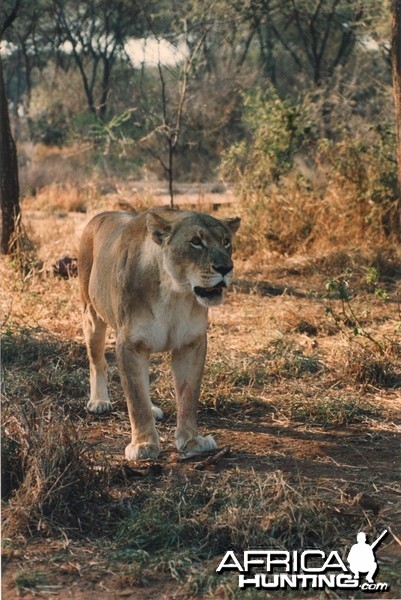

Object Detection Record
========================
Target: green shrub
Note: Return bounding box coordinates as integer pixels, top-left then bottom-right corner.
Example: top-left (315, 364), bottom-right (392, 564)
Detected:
top-left (221, 88), bottom-right (313, 193)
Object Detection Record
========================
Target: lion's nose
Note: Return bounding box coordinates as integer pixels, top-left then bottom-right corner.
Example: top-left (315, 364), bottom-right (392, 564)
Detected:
top-left (213, 263), bottom-right (233, 276)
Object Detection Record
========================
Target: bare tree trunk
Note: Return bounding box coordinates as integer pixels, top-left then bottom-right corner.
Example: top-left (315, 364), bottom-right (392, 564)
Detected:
top-left (0, 51), bottom-right (21, 254)
top-left (392, 0), bottom-right (401, 233)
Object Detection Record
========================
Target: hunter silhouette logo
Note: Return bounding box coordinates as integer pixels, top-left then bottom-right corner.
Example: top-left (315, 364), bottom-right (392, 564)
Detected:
top-left (347, 530), bottom-right (388, 585)
top-left (216, 529), bottom-right (390, 593)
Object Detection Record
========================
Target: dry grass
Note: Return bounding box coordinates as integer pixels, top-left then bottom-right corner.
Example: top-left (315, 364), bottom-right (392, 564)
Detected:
top-left (1, 198), bottom-right (401, 598)
top-left (231, 170), bottom-right (400, 260)
top-left (2, 402), bottom-right (117, 538)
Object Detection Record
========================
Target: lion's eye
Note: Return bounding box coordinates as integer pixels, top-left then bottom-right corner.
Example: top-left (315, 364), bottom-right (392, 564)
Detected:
top-left (190, 236), bottom-right (203, 248)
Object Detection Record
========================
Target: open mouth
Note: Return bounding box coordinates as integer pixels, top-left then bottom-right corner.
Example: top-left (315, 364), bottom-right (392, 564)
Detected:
top-left (194, 281), bottom-right (226, 301)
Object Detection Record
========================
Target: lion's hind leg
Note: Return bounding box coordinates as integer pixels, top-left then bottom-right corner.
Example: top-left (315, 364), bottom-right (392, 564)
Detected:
top-left (83, 304), bottom-right (112, 414)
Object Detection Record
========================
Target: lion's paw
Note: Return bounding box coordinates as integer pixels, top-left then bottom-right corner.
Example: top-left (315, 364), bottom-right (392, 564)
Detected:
top-left (176, 434), bottom-right (217, 457)
top-left (125, 441), bottom-right (161, 461)
top-left (87, 399), bottom-right (113, 414)
top-left (151, 404), bottom-right (164, 421)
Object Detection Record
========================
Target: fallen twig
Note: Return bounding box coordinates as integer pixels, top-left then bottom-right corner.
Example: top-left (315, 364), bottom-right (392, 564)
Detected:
top-left (194, 446), bottom-right (231, 470)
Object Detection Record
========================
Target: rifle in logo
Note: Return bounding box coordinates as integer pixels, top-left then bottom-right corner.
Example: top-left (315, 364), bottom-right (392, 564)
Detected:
top-left (370, 530), bottom-right (389, 551)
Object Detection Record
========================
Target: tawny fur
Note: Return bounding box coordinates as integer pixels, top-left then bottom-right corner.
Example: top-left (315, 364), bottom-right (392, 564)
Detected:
top-left (78, 208), bottom-right (240, 460)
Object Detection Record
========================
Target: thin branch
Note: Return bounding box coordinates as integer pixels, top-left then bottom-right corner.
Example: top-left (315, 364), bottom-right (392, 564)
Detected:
top-left (1, 0), bottom-right (20, 39)
top-left (315, 0), bottom-right (341, 72)
top-left (289, 0), bottom-right (314, 66)
top-left (271, 23), bottom-right (303, 69)
top-left (145, 145), bottom-right (169, 173)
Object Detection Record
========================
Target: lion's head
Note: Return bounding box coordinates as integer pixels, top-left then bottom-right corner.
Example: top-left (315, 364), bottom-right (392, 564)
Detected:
top-left (146, 209), bottom-right (241, 307)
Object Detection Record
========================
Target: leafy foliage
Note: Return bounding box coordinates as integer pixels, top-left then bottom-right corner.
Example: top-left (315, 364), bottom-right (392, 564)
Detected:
top-left (221, 88), bottom-right (314, 191)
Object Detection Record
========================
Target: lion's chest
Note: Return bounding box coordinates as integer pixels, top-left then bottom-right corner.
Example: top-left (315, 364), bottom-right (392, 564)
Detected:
top-left (133, 295), bottom-right (207, 353)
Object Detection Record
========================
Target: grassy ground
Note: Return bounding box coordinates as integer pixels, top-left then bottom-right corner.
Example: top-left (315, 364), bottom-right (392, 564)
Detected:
top-left (1, 197), bottom-right (401, 599)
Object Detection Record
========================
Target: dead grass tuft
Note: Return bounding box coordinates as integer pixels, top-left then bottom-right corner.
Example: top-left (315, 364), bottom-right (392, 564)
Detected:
top-left (343, 346), bottom-right (401, 389)
top-left (24, 182), bottom-right (96, 214)
top-left (4, 215), bottom-right (42, 277)
top-left (2, 401), bottom-right (117, 538)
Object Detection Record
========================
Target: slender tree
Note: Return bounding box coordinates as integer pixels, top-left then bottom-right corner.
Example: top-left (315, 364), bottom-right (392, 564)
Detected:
top-left (0, 0), bottom-right (21, 255)
top-left (392, 0), bottom-right (401, 231)
top-left (139, 3), bottom-right (212, 207)
top-left (156, 25), bottom-right (209, 206)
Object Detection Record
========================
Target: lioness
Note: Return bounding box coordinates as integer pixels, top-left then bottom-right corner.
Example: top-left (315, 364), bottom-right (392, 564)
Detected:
top-left (78, 208), bottom-right (240, 460)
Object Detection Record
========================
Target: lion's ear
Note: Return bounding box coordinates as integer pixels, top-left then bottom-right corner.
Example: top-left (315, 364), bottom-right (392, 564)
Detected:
top-left (146, 211), bottom-right (172, 245)
top-left (223, 217), bottom-right (241, 235)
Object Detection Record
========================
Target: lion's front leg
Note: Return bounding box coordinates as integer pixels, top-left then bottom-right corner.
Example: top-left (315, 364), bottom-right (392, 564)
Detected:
top-left (116, 335), bottom-right (160, 460)
top-left (172, 335), bottom-right (217, 456)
